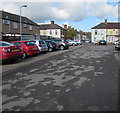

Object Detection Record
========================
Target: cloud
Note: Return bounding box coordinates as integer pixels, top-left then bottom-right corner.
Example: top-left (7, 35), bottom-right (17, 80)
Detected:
top-left (86, 2), bottom-right (118, 18)
top-left (0, 1), bottom-right (118, 23)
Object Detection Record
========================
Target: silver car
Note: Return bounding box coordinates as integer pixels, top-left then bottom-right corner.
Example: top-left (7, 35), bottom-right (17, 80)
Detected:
top-left (53, 39), bottom-right (70, 50)
top-left (33, 40), bottom-right (48, 52)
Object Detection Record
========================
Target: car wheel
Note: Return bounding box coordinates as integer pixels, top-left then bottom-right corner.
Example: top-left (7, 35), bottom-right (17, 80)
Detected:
top-left (72, 43), bottom-right (75, 46)
top-left (115, 47), bottom-right (118, 50)
top-left (60, 46), bottom-right (64, 50)
top-left (22, 52), bottom-right (27, 59)
top-left (48, 48), bottom-right (52, 52)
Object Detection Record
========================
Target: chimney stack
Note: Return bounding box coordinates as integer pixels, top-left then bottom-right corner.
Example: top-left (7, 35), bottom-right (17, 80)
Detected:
top-left (51, 21), bottom-right (54, 24)
top-left (104, 19), bottom-right (107, 24)
top-left (64, 24), bottom-right (67, 29)
top-left (72, 27), bottom-right (74, 30)
top-left (68, 26), bottom-right (71, 29)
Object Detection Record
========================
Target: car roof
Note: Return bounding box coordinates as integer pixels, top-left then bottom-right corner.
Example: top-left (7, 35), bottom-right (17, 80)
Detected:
top-left (11, 40), bottom-right (33, 42)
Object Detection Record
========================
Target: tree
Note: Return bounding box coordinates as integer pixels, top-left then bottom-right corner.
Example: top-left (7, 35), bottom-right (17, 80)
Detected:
top-left (85, 32), bottom-right (91, 40)
top-left (66, 28), bottom-right (76, 39)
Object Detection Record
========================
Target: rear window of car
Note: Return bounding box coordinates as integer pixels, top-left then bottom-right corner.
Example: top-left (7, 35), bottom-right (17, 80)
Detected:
top-left (24, 41), bottom-right (36, 46)
top-left (0, 42), bottom-right (14, 46)
top-left (39, 40), bottom-right (46, 44)
top-left (12, 42), bottom-right (22, 46)
top-left (45, 41), bottom-right (50, 44)
top-left (54, 40), bottom-right (61, 42)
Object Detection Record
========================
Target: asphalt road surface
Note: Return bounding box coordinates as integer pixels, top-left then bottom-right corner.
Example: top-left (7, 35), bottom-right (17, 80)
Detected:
top-left (1, 43), bottom-right (119, 111)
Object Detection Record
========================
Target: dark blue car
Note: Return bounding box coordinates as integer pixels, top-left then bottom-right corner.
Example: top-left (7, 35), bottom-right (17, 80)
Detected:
top-left (99, 40), bottom-right (107, 45)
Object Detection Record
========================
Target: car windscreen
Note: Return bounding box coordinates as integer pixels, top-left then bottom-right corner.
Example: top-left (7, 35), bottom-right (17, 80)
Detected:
top-left (0, 42), bottom-right (14, 46)
top-left (24, 41), bottom-right (36, 46)
top-left (12, 42), bottom-right (22, 46)
top-left (51, 41), bottom-right (56, 45)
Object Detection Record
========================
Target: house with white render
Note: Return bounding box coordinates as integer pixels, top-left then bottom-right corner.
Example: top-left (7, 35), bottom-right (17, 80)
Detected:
top-left (91, 19), bottom-right (120, 43)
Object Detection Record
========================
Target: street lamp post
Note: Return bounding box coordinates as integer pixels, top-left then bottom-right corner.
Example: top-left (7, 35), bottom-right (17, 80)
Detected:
top-left (20, 5), bottom-right (27, 41)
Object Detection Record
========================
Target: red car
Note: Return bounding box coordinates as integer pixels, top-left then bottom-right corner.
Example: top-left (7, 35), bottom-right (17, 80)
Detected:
top-left (11, 40), bottom-right (40, 58)
top-left (0, 41), bottom-right (23, 62)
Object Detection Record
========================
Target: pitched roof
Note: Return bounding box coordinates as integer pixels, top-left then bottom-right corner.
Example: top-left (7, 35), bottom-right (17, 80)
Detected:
top-left (39, 24), bottom-right (67, 31)
top-left (92, 22), bottom-right (120, 29)
top-left (0, 10), bottom-right (38, 26)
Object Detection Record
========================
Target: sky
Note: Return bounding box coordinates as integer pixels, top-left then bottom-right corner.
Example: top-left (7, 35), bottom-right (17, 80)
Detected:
top-left (0, 0), bottom-right (119, 32)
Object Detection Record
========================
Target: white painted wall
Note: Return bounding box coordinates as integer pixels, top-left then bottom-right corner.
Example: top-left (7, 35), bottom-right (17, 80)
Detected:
top-left (47, 29), bottom-right (61, 38)
top-left (91, 29), bottom-right (106, 43)
top-left (40, 29), bottom-right (61, 38)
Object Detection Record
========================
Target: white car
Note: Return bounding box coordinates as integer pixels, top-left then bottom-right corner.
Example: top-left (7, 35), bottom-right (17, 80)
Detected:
top-left (93, 41), bottom-right (98, 44)
top-left (67, 40), bottom-right (77, 46)
top-left (113, 39), bottom-right (120, 45)
top-left (85, 39), bottom-right (91, 43)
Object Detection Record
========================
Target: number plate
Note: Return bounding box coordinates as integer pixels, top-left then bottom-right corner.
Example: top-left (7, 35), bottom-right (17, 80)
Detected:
top-left (12, 49), bottom-right (19, 52)
top-left (33, 47), bottom-right (37, 50)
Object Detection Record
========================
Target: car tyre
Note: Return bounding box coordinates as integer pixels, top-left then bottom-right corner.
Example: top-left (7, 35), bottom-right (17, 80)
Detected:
top-left (22, 52), bottom-right (27, 59)
top-left (72, 43), bottom-right (75, 46)
top-left (60, 45), bottom-right (64, 50)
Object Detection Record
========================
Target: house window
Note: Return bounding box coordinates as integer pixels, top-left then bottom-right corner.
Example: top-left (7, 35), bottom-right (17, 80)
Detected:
top-left (37, 26), bottom-right (39, 29)
top-left (55, 30), bottom-right (58, 35)
top-left (95, 30), bottom-right (97, 35)
top-left (110, 30), bottom-right (112, 34)
top-left (111, 36), bottom-right (114, 41)
top-left (29, 25), bottom-right (33, 31)
top-left (12, 22), bottom-right (17, 29)
top-left (24, 24), bottom-right (27, 28)
top-left (50, 30), bottom-right (52, 35)
top-left (116, 31), bottom-right (118, 35)
top-left (43, 31), bottom-right (46, 35)
top-left (94, 37), bottom-right (96, 41)
top-left (3, 20), bottom-right (10, 24)
top-left (109, 37), bottom-right (111, 41)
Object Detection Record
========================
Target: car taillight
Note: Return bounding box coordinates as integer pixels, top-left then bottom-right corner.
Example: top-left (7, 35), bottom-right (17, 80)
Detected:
top-left (3, 48), bottom-right (11, 52)
top-left (63, 41), bottom-right (67, 43)
top-left (52, 44), bottom-right (55, 46)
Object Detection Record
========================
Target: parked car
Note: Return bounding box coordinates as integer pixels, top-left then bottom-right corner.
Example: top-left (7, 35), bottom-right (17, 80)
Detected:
top-left (33, 40), bottom-right (48, 53)
top-left (115, 41), bottom-right (120, 50)
top-left (98, 40), bottom-right (107, 45)
top-left (93, 41), bottom-right (98, 45)
top-left (113, 39), bottom-right (120, 45)
top-left (0, 41), bottom-right (23, 63)
top-left (74, 40), bottom-right (82, 45)
top-left (11, 40), bottom-right (39, 58)
top-left (85, 39), bottom-right (91, 43)
top-left (45, 40), bottom-right (58, 52)
top-left (66, 40), bottom-right (77, 46)
top-left (53, 39), bottom-right (70, 50)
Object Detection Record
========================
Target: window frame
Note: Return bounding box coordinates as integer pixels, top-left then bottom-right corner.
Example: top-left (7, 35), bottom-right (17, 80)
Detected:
top-left (3, 19), bottom-right (10, 25)
top-left (12, 22), bottom-right (18, 29)
top-left (95, 30), bottom-right (97, 35)
top-left (29, 25), bottom-right (33, 31)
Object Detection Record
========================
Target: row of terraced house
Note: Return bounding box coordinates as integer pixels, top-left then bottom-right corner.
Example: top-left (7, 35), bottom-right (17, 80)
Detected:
top-left (0, 10), bottom-right (86, 42)
top-left (91, 19), bottom-right (120, 43)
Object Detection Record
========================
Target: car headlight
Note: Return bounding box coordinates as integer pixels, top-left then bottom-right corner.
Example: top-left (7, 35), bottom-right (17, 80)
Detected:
top-left (3, 49), bottom-right (11, 52)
